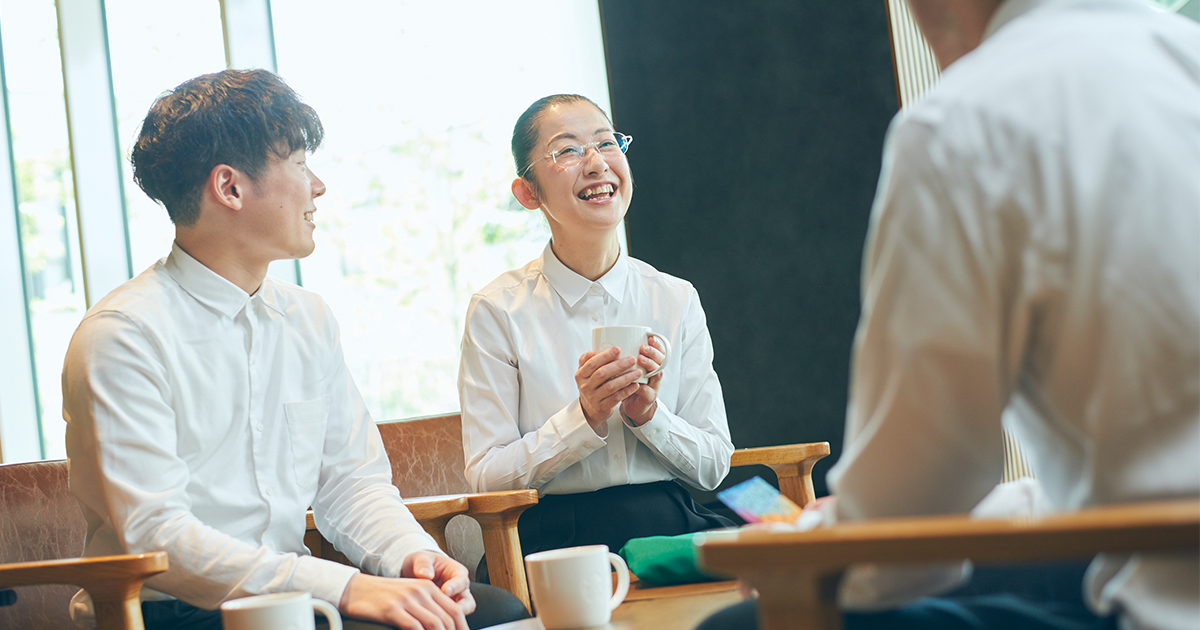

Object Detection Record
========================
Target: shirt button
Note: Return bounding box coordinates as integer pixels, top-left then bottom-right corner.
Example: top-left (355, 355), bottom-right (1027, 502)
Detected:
top-left (649, 430), bottom-right (658, 438)
top-left (256, 423), bottom-right (264, 431)
top-left (250, 356), bottom-right (257, 365)
top-left (588, 442), bottom-right (599, 449)
top-left (265, 487), bottom-right (274, 496)
top-left (613, 453), bottom-right (622, 461)
top-left (591, 313), bottom-right (599, 321)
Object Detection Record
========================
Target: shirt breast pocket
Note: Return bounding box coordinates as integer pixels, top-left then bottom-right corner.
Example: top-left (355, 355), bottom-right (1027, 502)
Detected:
top-left (284, 396), bottom-right (331, 493)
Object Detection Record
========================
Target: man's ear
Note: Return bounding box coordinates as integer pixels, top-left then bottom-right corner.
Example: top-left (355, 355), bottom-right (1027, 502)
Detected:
top-left (208, 164), bottom-right (245, 211)
top-left (511, 177), bottom-right (542, 210)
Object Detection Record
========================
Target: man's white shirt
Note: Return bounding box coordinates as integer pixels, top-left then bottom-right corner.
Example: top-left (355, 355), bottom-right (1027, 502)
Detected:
top-left (64, 243), bottom-right (440, 623)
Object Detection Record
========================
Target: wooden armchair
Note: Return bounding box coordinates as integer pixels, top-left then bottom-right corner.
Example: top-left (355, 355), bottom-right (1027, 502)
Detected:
top-left (304, 413), bottom-right (539, 611)
top-left (696, 498), bottom-right (1200, 630)
top-left (0, 459), bottom-right (171, 630)
top-left (620, 441), bottom-right (832, 601)
top-left (0, 552), bottom-right (167, 630)
top-left (303, 413), bottom-right (831, 608)
top-left (304, 490), bottom-right (537, 610)
top-left (730, 442), bottom-right (831, 507)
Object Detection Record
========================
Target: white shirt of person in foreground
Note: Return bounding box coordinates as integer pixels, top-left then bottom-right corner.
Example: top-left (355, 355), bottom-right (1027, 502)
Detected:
top-left (807, 1), bottom-right (1199, 629)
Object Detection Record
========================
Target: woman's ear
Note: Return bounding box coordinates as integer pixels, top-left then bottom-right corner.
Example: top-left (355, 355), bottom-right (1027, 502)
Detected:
top-left (208, 164), bottom-right (245, 211)
top-left (511, 177), bottom-right (542, 210)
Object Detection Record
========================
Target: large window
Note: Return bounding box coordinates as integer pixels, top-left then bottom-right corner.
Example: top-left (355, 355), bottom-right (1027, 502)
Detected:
top-left (0, 0), bottom-right (82, 462)
top-left (273, 0), bottom-right (611, 419)
top-left (106, 0), bottom-right (227, 273)
top-left (0, 0), bottom-right (612, 462)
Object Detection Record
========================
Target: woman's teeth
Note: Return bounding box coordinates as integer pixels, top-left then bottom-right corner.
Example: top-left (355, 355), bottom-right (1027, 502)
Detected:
top-left (579, 184), bottom-right (615, 200)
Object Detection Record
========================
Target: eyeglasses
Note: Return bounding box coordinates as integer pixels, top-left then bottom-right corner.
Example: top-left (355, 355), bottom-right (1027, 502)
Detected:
top-left (520, 132), bottom-right (633, 177)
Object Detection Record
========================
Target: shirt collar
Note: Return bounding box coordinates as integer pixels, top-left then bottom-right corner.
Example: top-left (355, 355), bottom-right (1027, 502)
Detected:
top-left (164, 242), bottom-right (252, 318)
top-left (984, 0), bottom-right (1060, 39)
top-left (538, 240), bottom-right (630, 307)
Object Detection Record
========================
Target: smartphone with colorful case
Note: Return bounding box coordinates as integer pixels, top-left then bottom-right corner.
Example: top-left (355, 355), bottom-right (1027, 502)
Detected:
top-left (716, 475), bottom-right (803, 524)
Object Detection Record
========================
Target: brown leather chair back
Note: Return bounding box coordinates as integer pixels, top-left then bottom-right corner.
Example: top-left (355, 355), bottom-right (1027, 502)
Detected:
top-left (0, 459), bottom-right (85, 629)
top-left (376, 413), bottom-right (486, 575)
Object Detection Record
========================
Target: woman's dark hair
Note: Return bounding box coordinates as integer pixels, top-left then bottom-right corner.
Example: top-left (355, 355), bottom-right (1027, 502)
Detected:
top-left (130, 69), bottom-right (324, 227)
top-left (511, 94), bottom-right (610, 186)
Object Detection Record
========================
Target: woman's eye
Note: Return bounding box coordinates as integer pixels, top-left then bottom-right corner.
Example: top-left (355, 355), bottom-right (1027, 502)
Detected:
top-left (597, 140), bottom-right (618, 150)
top-left (555, 146), bottom-right (581, 158)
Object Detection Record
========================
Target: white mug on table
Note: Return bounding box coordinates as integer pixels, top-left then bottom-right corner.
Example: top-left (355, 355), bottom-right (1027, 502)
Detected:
top-left (220, 591), bottom-right (342, 630)
top-left (592, 325), bottom-right (672, 384)
top-left (525, 544), bottom-right (631, 629)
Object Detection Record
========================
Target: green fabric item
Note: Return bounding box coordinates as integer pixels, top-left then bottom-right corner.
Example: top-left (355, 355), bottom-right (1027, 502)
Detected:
top-left (617, 532), bottom-right (729, 586)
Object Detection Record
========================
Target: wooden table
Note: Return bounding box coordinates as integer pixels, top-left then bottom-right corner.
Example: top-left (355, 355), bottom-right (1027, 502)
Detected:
top-left (611, 587), bottom-right (743, 629)
top-left (487, 583), bottom-right (745, 630)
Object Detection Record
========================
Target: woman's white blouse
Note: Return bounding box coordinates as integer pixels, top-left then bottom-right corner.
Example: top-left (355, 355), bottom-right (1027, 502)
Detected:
top-left (459, 242), bottom-right (733, 495)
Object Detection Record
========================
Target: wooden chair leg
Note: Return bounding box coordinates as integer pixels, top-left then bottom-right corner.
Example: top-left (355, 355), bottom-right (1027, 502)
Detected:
top-left (765, 457), bottom-right (822, 508)
top-left (749, 569), bottom-right (843, 630)
top-left (417, 515), bottom-right (455, 553)
top-left (466, 491), bottom-right (538, 613)
top-left (473, 510), bottom-right (531, 612)
top-left (86, 578), bottom-right (150, 630)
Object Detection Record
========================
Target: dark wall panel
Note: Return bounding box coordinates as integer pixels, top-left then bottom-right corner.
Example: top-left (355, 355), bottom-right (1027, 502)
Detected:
top-left (600, 1), bottom-right (898, 497)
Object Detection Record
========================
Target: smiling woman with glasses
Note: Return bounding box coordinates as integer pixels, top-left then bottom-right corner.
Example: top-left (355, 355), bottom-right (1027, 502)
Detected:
top-left (457, 94), bottom-right (736, 579)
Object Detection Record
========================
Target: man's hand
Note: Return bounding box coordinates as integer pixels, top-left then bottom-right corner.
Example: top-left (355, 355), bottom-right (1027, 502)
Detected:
top-left (576, 347), bottom-right (643, 433)
top-left (338, 552), bottom-right (475, 630)
top-left (403, 551), bottom-right (474, 611)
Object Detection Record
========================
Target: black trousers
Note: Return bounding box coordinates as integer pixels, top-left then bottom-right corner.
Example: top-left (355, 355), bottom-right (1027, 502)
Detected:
top-left (141, 582), bottom-right (529, 630)
top-left (695, 561), bottom-right (1118, 630)
top-left (478, 479), bottom-right (735, 583)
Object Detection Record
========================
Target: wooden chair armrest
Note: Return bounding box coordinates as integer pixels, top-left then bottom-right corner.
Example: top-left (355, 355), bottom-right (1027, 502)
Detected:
top-left (405, 495), bottom-right (473, 551)
top-left (730, 442), bottom-right (830, 506)
top-left (0, 552), bottom-right (168, 630)
top-left (303, 491), bottom-right (537, 613)
top-left (696, 498), bottom-right (1200, 630)
top-left (463, 489), bottom-right (539, 613)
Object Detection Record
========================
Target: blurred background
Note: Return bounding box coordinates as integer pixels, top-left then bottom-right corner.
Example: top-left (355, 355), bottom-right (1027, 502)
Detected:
top-left (1, 0), bottom-right (1195, 500)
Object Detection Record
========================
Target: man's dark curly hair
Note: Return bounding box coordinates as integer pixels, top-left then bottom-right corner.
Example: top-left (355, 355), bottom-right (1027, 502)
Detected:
top-left (131, 69), bottom-right (324, 227)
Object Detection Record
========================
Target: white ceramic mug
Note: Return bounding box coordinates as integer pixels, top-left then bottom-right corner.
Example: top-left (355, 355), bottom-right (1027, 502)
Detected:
top-left (592, 325), bottom-right (672, 384)
top-left (220, 591), bottom-right (342, 630)
top-left (525, 545), bottom-right (631, 629)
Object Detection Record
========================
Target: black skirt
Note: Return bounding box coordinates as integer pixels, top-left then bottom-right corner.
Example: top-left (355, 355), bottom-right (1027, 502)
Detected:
top-left (478, 479), bottom-right (735, 582)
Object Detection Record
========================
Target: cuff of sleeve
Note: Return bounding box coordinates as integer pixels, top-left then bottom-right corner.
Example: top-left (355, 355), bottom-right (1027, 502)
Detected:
top-left (549, 399), bottom-right (607, 455)
top-left (626, 403), bottom-right (673, 446)
top-left (627, 405), bottom-right (697, 475)
top-left (378, 535), bottom-right (451, 578)
top-left (294, 555), bottom-right (360, 607)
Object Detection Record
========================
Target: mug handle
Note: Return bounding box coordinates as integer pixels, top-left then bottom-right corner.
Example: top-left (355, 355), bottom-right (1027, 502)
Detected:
top-left (607, 552), bottom-right (630, 610)
top-left (313, 599), bottom-right (343, 630)
top-left (643, 333), bottom-right (672, 380)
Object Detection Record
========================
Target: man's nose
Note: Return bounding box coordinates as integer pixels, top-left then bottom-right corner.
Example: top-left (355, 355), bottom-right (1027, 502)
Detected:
top-left (310, 169), bottom-right (327, 198)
